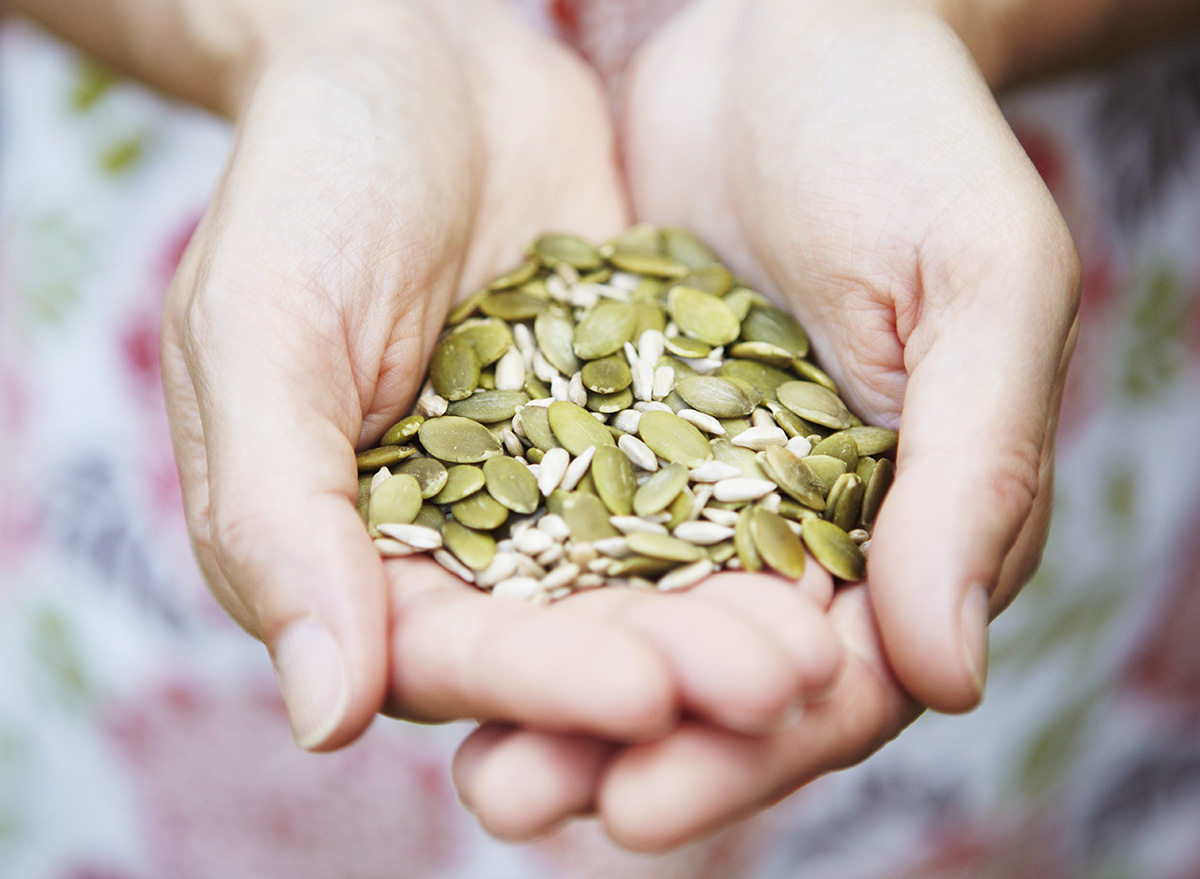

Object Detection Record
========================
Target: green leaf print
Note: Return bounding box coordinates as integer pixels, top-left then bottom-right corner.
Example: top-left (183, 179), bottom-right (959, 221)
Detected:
top-left (1121, 269), bottom-right (1188, 399)
top-left (70, 60), bottom-right (118, 112)
top-left (29, 605), bottom-right (93, 710)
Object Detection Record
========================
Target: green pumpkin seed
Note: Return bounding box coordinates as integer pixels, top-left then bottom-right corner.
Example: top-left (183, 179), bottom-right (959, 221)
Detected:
top-left (609, 223), bottom-right (662, 254)
top-left (394, 457), bottom-right (449, 499)
top-left (450, 490), bottom-right (509, 530)
top-left (664, 335), bottom-right (712, 359)
top-left (825, 472), bottom-right (865, 532)
top-left (414, 502), bottom-right (445, 530)
top-left (777, 381), bottom-right (854, 430)
top-left (591, 445), bottom-right (637, 516)
top-left (430, 335), bottom-right (480, 402)
top-left (728, 341), bottom-right (796, 369)
top-left (758, 446), bottom-right (826, 510)
top-left (587, 388), bottom-right (634, 414)
top-left (450, 318), bottom-right (513, 367)
top-left (719, 359), bottom-right (794, 404)
top-left (445, 390), bottom-right (530, 423)
top-left (722, 287), bottom-right (764, 321)
top-left (801, 517), bottom-right (865, 581)
top-left (706, 541), bottom-right (737, 564)
top-left (632, 461), bottom-right (689, 517)
top-left (446, 289), bottom-right (487, 325)
top-left (625, 532), bottom-right (705, 563)
top-left (380, 415), bottom-right (424, 446)
top-left (518, 405), bottom-right (562, 452)
top-left (792, 358), bottom-right (839, 393)
top-left (356, 445), bottom-right (415, 472)
top-left (678, 264), bottom-right (733, 297)
top-left (667, 286), bottom-right (740, 347)
top-left (609, 248), bottom-right (688, 278)
top-left (675, 375), bottom-right (758, 418)
top-left (812, 433), bottom-right (860, 472)
top-left (534, 307), bottom-right (580, 376)
top-left (483, 455), bottom-right (539, 514)
top-left (803, 454), bottom-right (849, 491)
top-left (368, 474), bottom-right (423, 533)
top-left (560, 492), bottom-right (619, 541)
top-left (357, 474), bottom-right (372, 521)
top-left (861, 458), bottom-right (894, 527)
top-left (749, 507), bottom-right (806, 580)
top-left (638, 410), bottom-right (714, 468)
top-left (418, 416), bottom-right (503, 464)
top-left (664, 488), bottom-right (695, 530)
top-left (711, 437), bottom-right (768, 480)
top-left (661, 226), bottom-right (718, 268)
top-left (837, 426), bottom-right (898, 456)
top-left (442, 519), bottom-right (496, 571)
top-left (486, 258), bottom-right (539, 291)
top-left (581, 354), bottom-right (632, 393)
top-left (480, 290), bottom-right (547, 321)
top-left (532, 233), bottom-right (603, 270)
top-left (574, 300), bottom-right (636, 360)
top-left (856, 455), bottom-right (877, 483)
top-left (769, 404), bottom-right (815, 439)
top-left (607, 556), bottom-right (681, 579)
top-left (631, 299), bottom-right (668, 336)
top-left (740, 305), bottom-right (809, 358)
top-left (733, 508), bottom-right (761, 572)
top-left (547, 401), bottom-right (616, 455)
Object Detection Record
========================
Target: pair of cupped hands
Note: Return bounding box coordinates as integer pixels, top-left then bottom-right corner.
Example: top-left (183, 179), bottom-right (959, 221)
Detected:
top-left (159, 0), bottom-right (1079, 851)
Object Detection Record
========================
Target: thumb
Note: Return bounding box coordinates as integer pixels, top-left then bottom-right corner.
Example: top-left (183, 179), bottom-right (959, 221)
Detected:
top-left (867, 211), bottom-right (1079, 713)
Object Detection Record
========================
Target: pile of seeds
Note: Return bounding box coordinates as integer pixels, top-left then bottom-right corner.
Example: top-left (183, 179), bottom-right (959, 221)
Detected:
top-left (356, 226), bottom-right (895, 602)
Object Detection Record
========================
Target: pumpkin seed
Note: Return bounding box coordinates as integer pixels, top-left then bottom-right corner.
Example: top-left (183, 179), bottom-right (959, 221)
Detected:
top-left (668, 286), bottom-right (740, 347)
top-left (356, 445), bottom-right (416, 472)
top-left (481, 290), bottom-right (547, 321)
top-left (633, 461), bottom-right (690, 517)
top-left (450, 317), bottom-right (513, 367)
top-left (837, 425), bottom-right (899, 456)
top-left (430, 464), bottom-right (486, 504)
top-left (758, 446), bottom-right (826, 510)
top-left (734, 508), bottom-right (763, 572)
top-left (532, 233), bottom-right (603, 270)
top-left (547, 400), bottom-right (616, 455)
top-left (625, 531), bottom-right (706, 563)
top-left (581, 354), bottom-right (633, 393)
top-left (749, 506), bottom-right (807, 579)
top-left (367, 474), bottom-right (423, 533)
top-left (812, 433), bottom-right (860, 472)
top-left (740, 305), bottom-right (809, 358)
top-left (609, 249), bottom-right (688, 278)
top-left (442, 519), bottom-right (497, 571)
top-left (483, 455), bottom-right (539, 514)
top-left (801, 517), bottom-right (866, 581)
top-left (418, 416), bottom-right (503, 464)
top-left (560, 492), bottom-right (620, 541)
top-left (486, 258), bottom-right (539, 291)
top-left (803, 454), bottom-right (849, 491)
top-left (394, 457), bottom-right (449, 499)
top-left (861, 457), bottom-right (894, 527)
top-left (638, 410), bottom-right (713, 468)
top-left (574, 300), bottom-right (636, 360)
top-left (661, 226), bottom-right (718, 268)
top-left (777, 381), bottom-right (854, 429)
top-left (445, 390), bottom-right (529, 423)
top-left (675, 375), bottom-right (758, 418)
top-left (587, 388), bottom-right (635, 413)
top-left (825, 472), bottom-right (865, 532)
top-left (450, 490), bottom-right (509, 530)
top-left (380, 415), bottom-right (424, 446)
top-left (591, 445), bottom-right (637, 516)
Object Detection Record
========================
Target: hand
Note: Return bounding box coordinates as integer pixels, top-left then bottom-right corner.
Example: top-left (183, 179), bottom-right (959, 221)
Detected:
top-left (453, 0), bottom-right (1079, 849)
top-left (160, 0), bottom-right (844, 753)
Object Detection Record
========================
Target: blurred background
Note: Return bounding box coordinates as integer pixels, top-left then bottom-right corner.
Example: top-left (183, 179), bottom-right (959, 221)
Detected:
top-left (3, 9), bottom-right (1200, 879)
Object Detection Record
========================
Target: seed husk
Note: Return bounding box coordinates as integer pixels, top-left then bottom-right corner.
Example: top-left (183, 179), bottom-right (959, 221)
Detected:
top-left (638, 410), bottom-right (714, 468)
top-left (591, 445), bottom-right (637, 516)
top-left (450, 490), bottom-right (510, 530)
top-left (625, 531), bottom-right (706, 563)
top-left (668, 286), bottom-right (741, 347)
top-left (675, 375), bottom-right (759, 418)
top-left (446, 390), bottom-right (530, 423)
top-left (418, 416), bottom-right (503, 464)
top-left (582, 354), bottom-right (633, 394)
top-left (547, 400), bottom-right (616, 455)
top-left (394, 457), bottom-right (449, 499)
top-left (430, 464), bottom-right (486, 504)
top-left (633, 461), bottom-right (690, 517)
top-left (442, 519), bottom-right (497, 571)
top-left (367, 474), bottom-right (423, 533)
top-left (749, 506), bottom-right (807, 580)
top-left (380, 415), bottom-right (425, 446)
top-left (574, 300), bottom-right (636, 360)
top-left (356, 445), bottom-right (416, 472)
top-left (483, 455), bottom-right (539, 514)
top-left (777, 381), bottom-right (854, 430)
top-left (801, 517), bottom-right (866, 581)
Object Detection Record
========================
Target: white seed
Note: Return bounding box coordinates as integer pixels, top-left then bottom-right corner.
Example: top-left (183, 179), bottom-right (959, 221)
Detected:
top-left (496, 539), bottom-right (515, 554)
top-left (546, 274), bottom-right (569, 302)
top-left (587, 556), bottom-right (613, 573)
top-left (536, 447), bottom-right (569, 496)
top-left (611, 409), bottom-right (642, 434)
top-left (633, 401), bottom-right (673, 413)
top-left (848, 528), bottom-right (871, 544)
top-left (546, 586), bottom-right (573, 601)
top-left (515, 555), bottom-right (548, 578)
top-left (541, 563), bottom-right (581, 591)
top-left (511, 413), bottom-right (527, 438)
top-left (627, 577), bottom-right (657, 591)
top-left (679, 409), bottom-right (725, 435)
top-left (537, 513), bottom-right (571, 541)
top-left (515, 529), bottom-right (556, 556)
top-left (508, 517), bottom-right (534, 540)
top-left (785, 435), bottom-right (813, 457)
top-left (689, 461), bottom-right (743, 483)
top-left (374, 538), bottom-right (419, 558)
top-left (610, 516), bottom-right (670, 536)
top-left (594, 536), bottom-right (633, 558)
top-left (492, 576), bottom-right (543, 601)
top-left (375, 523), bottom-right (443, 550)
top-left (555, 262), bottom-right (581, 285)
top-left (701, 507), bottom-right (741, 527)
top-left (416, 394), bottom-right (448, 418)
top-left (475, 552), bottom-right (521, 588)
top-left (752, 408), bottom-right (776, 429)
top-left (559, 445), bottom-right (596, 491)
top-left (501, 427), bottom-right (524, 457)
top-left (658, 558), bottom-right (714, 591)
top-left (536, 543), bottom-right (565, 567)
top-left (787, 519), bottom-right (803, 535)
top-left (672, 521), bottom-right (734, 545)
top-left (631, 361), bottom-right (654, 402)
top-left (665, 322), bottom-right (680, 338)
top-left (759, 492), bottom-right (782, 512)
top-left (597, 283), bottom-right (630, 302)
top-left (591, 411), bottom-right (608, 422)
top-left (638, 329), bottom-right (666, 367)
top-left (726, 557), bottom-right (743, 570)
top-left (652, 366), bottom-right (676, 400)
top-left (525, 396), bottom-right (553, 408)
top-left (859, 539), bottom-right (871, 557)
top-left (618, 434), bottom-right (659, 472)
top-left (713, 477), bottom-right (778, 503)
top-left (709, 347), bottom-right (724, 360)
top-left (623, 341), bottom-right (640, 370)
top-left (575, 573), bottom-right (606, 589)
top-left (731, 425), bottom-right (788, 450)
top-left (495, 345), bottom-right (527, 391)
top-left (533, 350), bottom-right (560, 383)
top-left (513, 321), bottom-right (536, 357)
top-left (688, 484), bottom-right (715, 521)
top-left (679, 357), bottom-right (723, 374)
top-left (433, 549), bottom-right (475, 583)
top-left (567, 543), bottom-right (599, 566)
top-left (369, 466), bottom-right (393, 494)
top-left (551, 374), bottom-right (570, 401)
top-left (608, 271), bottom-right (641, 291)
top-left (568, 372), bottom-right (588, 407)
top-left (568, 282), bottom-right (601, 308)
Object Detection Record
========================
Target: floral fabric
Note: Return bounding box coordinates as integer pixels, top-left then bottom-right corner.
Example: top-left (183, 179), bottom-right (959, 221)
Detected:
top-left (3, 8), bottom-right (1200, 879)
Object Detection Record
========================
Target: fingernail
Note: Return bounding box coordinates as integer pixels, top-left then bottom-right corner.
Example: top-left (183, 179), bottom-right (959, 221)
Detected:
top-left (272, 618), bottom-right (349, 750)
top-left (960, 585), bottom-right (990, 697)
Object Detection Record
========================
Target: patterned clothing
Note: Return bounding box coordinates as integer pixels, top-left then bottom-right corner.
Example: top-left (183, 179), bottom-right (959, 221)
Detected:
top-left (3, 6), bottom-right (1200, 878)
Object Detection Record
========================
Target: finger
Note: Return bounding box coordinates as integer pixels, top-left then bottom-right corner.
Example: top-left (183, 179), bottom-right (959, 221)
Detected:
top-left (868, 183), bottom-right (1080, 713)
top-left (598, 587), bottom-right (920, 853)
top-left (384, 557), bottom-right (679, 741)
top-left (453, 722), bottom-right (614, 841)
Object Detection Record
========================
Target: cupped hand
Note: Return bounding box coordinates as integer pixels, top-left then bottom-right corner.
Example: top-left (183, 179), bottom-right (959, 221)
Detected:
top-left (454, 0), bottom-right (1080, 848)
top-left (160, 0), bottom-right (844, 754)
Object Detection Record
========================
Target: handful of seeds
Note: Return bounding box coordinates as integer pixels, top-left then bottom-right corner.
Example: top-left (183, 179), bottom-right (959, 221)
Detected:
top-left (356, 226), bottom-right (895, 602)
